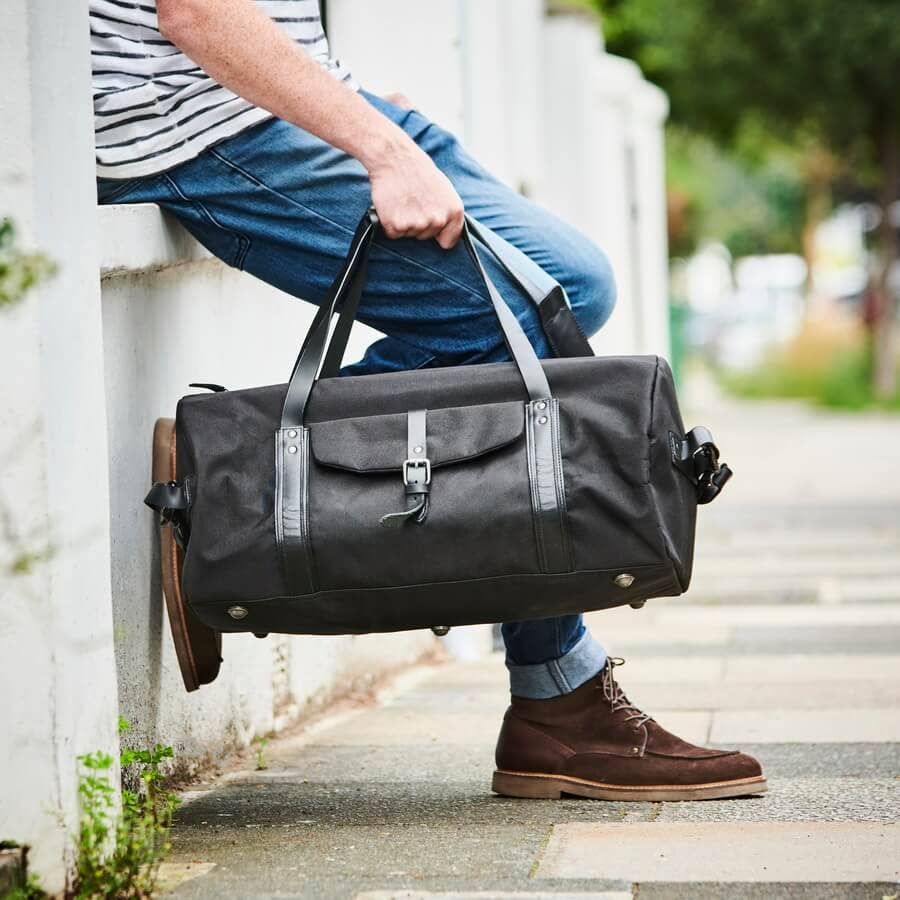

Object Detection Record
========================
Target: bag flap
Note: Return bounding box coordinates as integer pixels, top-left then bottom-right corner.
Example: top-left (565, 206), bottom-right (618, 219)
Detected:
top-left (309, 401), bottom-right (525, 473)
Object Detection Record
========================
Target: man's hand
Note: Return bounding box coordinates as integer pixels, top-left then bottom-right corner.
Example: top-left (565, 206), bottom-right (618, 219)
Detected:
top-left (157, 0), bottom-right (465, 248)
top-left (367, 142), bottom-right (464, 249)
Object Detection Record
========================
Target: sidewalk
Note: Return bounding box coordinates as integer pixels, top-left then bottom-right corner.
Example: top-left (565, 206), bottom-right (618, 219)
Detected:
top-left (162, 394), bottom-right (900, 899)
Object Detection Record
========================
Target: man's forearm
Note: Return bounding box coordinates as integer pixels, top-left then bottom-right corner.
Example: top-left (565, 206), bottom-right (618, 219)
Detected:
top-left (157, 0), bottom-right (411, 173)
top-left (158, 0), bottom-right (465, 246)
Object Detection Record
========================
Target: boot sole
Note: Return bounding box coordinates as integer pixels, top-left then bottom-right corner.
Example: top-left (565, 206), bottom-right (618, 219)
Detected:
top-left (152, 417), bottom-right (222, 693)
top-left (492, 769), bottom-right (768, 802)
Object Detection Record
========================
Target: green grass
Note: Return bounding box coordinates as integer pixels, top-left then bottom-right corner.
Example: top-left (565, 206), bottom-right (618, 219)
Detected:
top-left (720, 343), bottom-right (900, 412)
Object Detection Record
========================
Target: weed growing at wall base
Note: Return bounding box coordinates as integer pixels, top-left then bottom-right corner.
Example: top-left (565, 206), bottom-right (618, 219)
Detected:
top-left (73, 719), bottom-right (179, 899)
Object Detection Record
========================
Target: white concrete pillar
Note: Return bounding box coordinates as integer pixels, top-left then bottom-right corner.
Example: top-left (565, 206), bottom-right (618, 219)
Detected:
top-left (542, 13), bottom-right (670, 359)
top-left (326, 0), bottom-right (466, 136)
top-left (629, 81), bottom-right (671, 357)
top-left (0, 0), bottom-right (120, 892)
top-left (498, 0), bottom-right (547, 199)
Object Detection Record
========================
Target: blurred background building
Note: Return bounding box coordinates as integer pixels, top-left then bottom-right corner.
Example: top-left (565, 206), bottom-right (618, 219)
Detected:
top-left (1, 1), bottom-right (669, 891)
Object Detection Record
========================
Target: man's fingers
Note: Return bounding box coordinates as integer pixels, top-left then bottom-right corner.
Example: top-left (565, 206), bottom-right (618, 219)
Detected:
top-left (381, 213), bottom-right (457, 242)
top-left (435, 211), bottom-right (464, 249)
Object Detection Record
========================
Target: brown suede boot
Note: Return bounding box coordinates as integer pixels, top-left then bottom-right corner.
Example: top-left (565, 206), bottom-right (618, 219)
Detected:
top-left (493, 658), bottom-right (767, 801)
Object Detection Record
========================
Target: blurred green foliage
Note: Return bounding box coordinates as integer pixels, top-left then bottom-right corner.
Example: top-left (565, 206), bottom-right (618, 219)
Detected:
top-left (598, 0), bottom-right (900, 158)
top-left (0, 219), bottom-right (56, 309)
top-left (719, 321), bottom-right (900, 411)
top-left (666, 126), bottom-right (806, 258)
top-left (598, 0), bottom-right (900, 256)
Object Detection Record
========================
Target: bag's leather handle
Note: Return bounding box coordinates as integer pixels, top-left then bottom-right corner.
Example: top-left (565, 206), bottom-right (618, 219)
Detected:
top-left (317, 213), bottom-right (586, 379)
top-left (280, 208), bottom-right (552, 429)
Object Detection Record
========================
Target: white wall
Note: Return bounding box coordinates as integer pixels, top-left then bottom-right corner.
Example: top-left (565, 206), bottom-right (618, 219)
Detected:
top-left (0, 1), bottom-right (120, 893)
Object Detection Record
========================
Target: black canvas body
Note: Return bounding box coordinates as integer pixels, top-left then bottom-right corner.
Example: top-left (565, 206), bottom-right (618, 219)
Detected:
top-left (156, 211), bottom-right (728, 636)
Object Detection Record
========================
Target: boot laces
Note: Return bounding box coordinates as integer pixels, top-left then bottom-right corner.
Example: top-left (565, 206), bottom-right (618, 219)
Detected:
top-left (598, 657), bottom-right (653, 755)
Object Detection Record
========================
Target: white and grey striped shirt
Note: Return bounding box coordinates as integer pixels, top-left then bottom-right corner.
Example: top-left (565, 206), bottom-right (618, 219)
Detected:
top-left (90, 0), bottom-right (355, 179)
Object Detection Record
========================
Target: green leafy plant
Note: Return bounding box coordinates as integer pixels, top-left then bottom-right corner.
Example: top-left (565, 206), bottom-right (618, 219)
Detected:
top-left (73, 719), bottom-right (179, 899)
top-left (252, 734), bottom-right (269, 771)
top-left (5, 873), bottom-right (49, 900)
top-left (0, 219), bottom-right (56, 309)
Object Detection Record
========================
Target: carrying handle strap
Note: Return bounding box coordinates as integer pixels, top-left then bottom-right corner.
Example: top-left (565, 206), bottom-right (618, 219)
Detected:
top-left (318, 213), bottom-right (588, 378)
top-left (280, 208), bottom-right (551, 429)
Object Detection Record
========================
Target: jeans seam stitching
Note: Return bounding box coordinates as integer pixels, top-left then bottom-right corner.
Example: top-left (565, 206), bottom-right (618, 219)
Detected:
top-left (163, 172), bottom-right (252, 268)
top-left (205, 145), bottom-right (533, 312)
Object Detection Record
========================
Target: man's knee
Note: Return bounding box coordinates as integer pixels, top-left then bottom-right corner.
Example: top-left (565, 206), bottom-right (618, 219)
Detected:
top-left (565, 242), bottom-right (617, 338)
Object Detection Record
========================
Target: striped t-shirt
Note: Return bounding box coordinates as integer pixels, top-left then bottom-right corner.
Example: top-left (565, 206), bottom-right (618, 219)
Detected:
top-left (90, 0), bottom-right (355, 179)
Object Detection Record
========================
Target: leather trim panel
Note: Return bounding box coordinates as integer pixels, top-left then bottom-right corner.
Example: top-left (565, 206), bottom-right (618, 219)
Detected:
top-left (526, 399), bottom-right (572, 574)
top-left (275, 427), bottom-right (317, 594)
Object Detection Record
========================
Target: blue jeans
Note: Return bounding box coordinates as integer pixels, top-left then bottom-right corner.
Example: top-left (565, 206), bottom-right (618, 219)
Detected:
top-left (98, 90), bottom-right (612, 699)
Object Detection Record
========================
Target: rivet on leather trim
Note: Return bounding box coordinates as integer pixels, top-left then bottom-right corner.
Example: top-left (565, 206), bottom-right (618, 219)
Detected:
top-left (288, 429), bottom-right (298, 438)
top-left (614, 573), bottom-right (636, 588)
top-left (287, 445), bottom-right (298, 454)
top-left (227, 605), bottom-right (248, 620)
top-left (538, 416), bottom-right (548, 425)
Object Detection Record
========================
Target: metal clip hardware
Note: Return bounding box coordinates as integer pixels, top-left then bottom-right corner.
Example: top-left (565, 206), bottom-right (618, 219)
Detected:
top-left (670, 427), bottom-right (733, 505)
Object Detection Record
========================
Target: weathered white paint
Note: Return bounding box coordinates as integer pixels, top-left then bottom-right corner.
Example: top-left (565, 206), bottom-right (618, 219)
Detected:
top-left (100, 244), bottom-right (434, 761)
top-left (0, 1), bottom-right (120, 893)
top-left (0, 2), bottom-right (669, 890)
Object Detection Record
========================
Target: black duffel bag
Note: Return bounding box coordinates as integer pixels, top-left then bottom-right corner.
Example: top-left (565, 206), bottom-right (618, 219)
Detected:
top-left (146, 209), bottom-right (731, 637)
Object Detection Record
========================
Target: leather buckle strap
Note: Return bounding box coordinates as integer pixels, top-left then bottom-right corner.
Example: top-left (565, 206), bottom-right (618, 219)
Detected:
top-left (144, 480), bottom-right (191, 546)
top-left (670, 426), bottom-right (733, 504)
top-left (381, 409), bottom-right (431, 527)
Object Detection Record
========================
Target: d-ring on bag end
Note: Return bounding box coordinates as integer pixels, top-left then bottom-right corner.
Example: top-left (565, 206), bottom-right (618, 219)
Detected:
top-left (380, 408), bottom-right (431, 527)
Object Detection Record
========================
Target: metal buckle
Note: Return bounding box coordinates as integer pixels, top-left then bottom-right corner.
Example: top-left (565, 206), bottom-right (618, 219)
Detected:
top-left (403, 458), bottom-right (431, 486)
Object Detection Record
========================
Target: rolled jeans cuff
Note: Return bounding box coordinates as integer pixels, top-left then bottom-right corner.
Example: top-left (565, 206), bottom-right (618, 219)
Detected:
top-left (506, 631), bottom-right (607, 700)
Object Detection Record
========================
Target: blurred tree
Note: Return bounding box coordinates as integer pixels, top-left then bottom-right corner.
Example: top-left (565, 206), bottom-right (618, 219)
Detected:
top-left (599, 0), bottom-right (900, 396)
top-left (666, 126), bottom-right (805, 259)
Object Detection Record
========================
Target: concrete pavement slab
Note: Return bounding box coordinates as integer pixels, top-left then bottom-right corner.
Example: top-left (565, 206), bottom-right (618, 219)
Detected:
top-left (654, 777), bottom-right (899, 823)
top-left (694, 553), bottom-right (900, 577)
top-left (710, 708), bottom-right (900, 743)
top-left (633, 883), bottom-right (900, 899)
top-left (169, 823), bottom-right (549, 885)
top-left (353, 892), bottom-right (632, 899)
top-left (735, 743), bottom-right (900, 779)
top-left (172, 779), bottom-right (638, 829)
top-left (535, 822), bottom-right (900, 882)
top-left (611, 632), bottom-right (900, 656)
top-left (723, 654), bottom-right (900, 682)
top-left (619, 679), bottom-right (900, 712)
top-left (652, 605), bottom-right (900, 626)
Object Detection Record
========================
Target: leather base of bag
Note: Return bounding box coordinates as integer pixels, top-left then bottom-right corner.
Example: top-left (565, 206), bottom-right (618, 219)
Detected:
top-left (152, 418), bottom-right (222, 690)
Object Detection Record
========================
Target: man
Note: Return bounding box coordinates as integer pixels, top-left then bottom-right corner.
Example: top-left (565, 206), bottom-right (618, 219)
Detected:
top-left (91, 0), bottom-right (766, 801)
